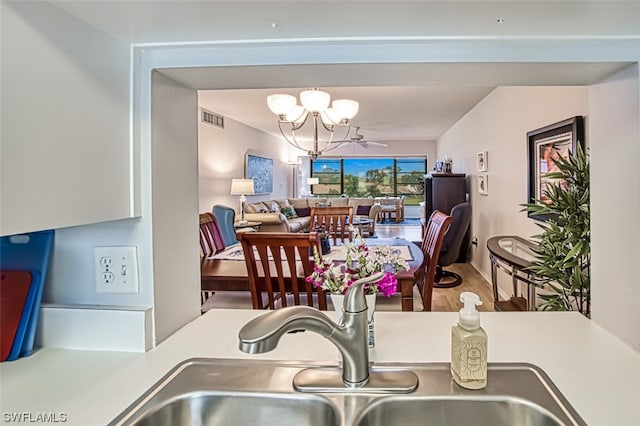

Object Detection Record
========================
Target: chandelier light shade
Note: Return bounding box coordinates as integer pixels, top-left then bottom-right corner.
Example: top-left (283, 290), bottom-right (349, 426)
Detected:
top-left (307, 177), bottom-right (319, 196)
top-left (300, 89), bottom-right (330, 112)
top-left (266, 94), bottom-right (297, 117)
top-left (230, 178), bottom-right (255, 224)
top-left (266, 88), bottom-right (359, 159)
top-left (332, 99), bottom-right (359, 121)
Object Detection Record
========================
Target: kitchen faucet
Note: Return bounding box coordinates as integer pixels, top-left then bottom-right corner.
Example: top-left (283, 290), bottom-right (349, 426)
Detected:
top-left (238, 272), bottom-right (418, 393)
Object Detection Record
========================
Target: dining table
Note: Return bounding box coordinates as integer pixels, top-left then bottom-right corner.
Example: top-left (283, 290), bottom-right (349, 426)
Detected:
top-left (200, 238), bottom-right (424, 312)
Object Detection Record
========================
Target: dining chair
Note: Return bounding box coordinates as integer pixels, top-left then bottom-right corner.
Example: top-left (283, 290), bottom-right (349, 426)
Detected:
top-left (309, 206), bottom-right (353, 245)
top-left (199, 212), bottom-right (227, 306)
top-left (212, 204), bottom-right (240, 246)
top-left (199, 212), bottom-right (226, 258)
top-left (414, 210), bottom-right (452, 311)
top-left (240, 232), bottom-right (326, 310)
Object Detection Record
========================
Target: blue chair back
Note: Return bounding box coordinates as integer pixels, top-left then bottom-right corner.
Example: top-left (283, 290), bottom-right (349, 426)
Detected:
top-left (213, 205), bottom-right (239, 246)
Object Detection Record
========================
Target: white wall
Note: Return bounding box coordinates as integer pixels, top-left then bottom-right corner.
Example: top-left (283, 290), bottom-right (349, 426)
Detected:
top-left (1, 1), bottom-right (133, 236)
top-left (589, 63), bottom-right (640, 352)
top-left (438, 87), bottom-right (588, 287)
top-left (151, 71), bottom-right (201, 343)
top-left (438, 80), bottom-right (640, 351)
top-left (198, 110), bottom-right (293, 214)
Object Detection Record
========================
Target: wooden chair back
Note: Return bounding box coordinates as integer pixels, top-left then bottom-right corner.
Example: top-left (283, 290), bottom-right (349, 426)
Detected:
top-left (199, 212), bottom-right (227, 306)
top-left (199, 212), bottom-right (226, 257)
top-left (309, 206), bottom-right (354, 245)
top-left (239, 232), bottom-right (326, 310)
top-left (415, 210), bottom-right (452, 311)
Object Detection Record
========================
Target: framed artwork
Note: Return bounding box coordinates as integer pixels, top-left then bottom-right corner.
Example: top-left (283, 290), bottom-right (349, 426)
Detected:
top-left (527, 116), bottom-right (584, 221)
top-left (477, 151), bottom-right (488, 172)
top-left (245, 153), bottom-right (273, 194)
top-left (478, 175), bottom-right (488, 195)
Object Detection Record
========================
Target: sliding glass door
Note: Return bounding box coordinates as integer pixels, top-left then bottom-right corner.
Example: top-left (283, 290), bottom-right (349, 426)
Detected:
top-left (311, 157), bottom-right (426, 205)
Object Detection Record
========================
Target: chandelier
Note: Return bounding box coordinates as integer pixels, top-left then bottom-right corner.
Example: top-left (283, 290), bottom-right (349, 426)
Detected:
top-left (266, 88), bottom-right (359, 159)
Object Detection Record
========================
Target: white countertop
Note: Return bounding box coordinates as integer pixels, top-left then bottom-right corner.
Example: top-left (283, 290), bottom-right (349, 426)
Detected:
top-left (1, 310), bottom-right (639, 425)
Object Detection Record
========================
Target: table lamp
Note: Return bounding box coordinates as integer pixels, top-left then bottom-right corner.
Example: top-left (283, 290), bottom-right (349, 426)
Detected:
top-left (307, 177), bottom-right (319, 196)
top-left (230, 178), bottom-right (255, 225)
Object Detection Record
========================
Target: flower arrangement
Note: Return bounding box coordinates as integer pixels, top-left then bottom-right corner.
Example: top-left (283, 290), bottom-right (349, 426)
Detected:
top-left (306, 227), bottom-right (410, 296)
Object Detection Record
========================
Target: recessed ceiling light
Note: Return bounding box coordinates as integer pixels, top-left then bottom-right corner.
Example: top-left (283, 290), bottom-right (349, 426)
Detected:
top-left (496, 18), bottom-right (505, 24)
top-left (271, 22), bottom-right (278, 29)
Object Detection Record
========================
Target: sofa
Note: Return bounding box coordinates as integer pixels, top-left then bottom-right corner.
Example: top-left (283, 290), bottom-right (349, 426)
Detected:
top-left (243, 197), bottom-right (383, 235)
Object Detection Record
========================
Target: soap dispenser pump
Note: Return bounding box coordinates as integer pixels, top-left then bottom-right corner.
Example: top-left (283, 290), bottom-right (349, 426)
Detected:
top-left (451, 291), bottom-right (487, 389)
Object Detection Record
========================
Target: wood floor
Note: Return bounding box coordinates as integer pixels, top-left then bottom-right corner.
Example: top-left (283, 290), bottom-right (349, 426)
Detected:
top-left (375, 223), bottom-right (495, 312)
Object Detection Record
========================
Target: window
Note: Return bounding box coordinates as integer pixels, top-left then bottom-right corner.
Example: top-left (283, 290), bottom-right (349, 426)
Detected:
top-left (311, 159), bottom-right (341, 196)
top-left (311, 157), bottom-right (427, 205)
top-left (396, 158), bottom-right (426, 205)
top-left (344, 158), bottom-right (394, 197)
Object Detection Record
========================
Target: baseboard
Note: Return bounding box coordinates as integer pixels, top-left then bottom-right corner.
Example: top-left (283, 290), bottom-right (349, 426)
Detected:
top-left (37, 304), bottom-right (153, 352)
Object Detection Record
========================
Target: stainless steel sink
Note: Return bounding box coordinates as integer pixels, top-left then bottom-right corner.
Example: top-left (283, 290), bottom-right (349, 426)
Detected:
top-left (110, 359), bottom-right (586, 426)
top-left (355, 396), bottom-right (565, 426)
top-left (130, 392), bottom-right (339, 426)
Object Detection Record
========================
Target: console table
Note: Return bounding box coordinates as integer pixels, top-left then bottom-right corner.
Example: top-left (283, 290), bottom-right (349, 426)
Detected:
top-left (487, 235), bottom-right (541, 311)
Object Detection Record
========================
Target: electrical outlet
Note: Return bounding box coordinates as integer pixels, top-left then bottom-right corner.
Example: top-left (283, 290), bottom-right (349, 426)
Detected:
top-left (95, 246), bottom-right (139, 293)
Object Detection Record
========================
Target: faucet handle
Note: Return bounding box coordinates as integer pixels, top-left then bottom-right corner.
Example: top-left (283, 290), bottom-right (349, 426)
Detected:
top-left (344, 271), bottom-right (386, 313)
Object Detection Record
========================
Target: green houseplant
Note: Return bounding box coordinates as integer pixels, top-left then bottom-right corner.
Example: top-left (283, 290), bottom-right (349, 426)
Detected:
top-left (521, 144), bottom-right (590, 317)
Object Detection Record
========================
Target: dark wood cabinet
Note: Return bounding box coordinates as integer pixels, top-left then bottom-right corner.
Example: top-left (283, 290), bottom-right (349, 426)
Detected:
top-left (424, 173), bottom-right (467, 217)
top-left (424, 173), bottom-right (469, 262)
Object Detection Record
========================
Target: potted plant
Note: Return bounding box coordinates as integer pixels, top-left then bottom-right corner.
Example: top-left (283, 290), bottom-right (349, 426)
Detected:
top-left (305, 227), bottom-right (409, 346)
top-left (521, 144), bottom-right (590, 317)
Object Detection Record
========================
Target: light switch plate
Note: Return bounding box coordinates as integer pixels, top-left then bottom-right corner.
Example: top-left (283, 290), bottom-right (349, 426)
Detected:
top-left (95, 246), bottom-right (140, 293)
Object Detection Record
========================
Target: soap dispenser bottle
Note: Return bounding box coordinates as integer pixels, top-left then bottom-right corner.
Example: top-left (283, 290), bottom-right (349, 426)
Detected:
top-left (451, 292), bottom-right (487, 389)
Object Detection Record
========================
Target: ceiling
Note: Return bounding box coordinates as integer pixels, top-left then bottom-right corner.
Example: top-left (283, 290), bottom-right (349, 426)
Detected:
top-left (48, 0), bottom-right (639, 143)
top-left (175, 62), bottom-right (627, 142)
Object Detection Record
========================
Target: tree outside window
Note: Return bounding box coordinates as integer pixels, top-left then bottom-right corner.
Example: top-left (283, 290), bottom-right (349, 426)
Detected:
top-left (311, 157), bottom-right (426, 205)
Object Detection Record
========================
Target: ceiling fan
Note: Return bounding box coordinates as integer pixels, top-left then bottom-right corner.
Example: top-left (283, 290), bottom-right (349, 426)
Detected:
top-left (334, 126), bottom-right (388, 148)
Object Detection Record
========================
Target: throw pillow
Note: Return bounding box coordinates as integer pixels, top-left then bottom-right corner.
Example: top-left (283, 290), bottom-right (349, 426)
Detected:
top-left (276, 199), bottom-right (292, 209)
top-left (294, 206), bottom-right (311, 217)
top-left (245, 203), bottom-right (262, 213)
top-left (256, 202), bottom-right (269, 213)
top-left (356, 205), bottom-right (371, 215)
top-left (281, 206), bottom-right (298, 219)
top-left (270, 202), bottom-right (281, 213)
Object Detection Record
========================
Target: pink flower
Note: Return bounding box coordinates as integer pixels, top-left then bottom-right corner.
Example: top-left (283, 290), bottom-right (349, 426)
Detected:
top-left (376, 272), bottom-right (398, 297)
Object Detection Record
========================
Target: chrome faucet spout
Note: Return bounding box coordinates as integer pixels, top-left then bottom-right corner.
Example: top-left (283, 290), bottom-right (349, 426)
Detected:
top-left (239, 307), bottom-right (336, 354)
top-left (238, 272), bottom-right (386, 387)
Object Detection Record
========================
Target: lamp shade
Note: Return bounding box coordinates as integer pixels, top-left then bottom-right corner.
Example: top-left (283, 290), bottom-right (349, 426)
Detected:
top-left (320, 108), bottom-right (341, 126)
top-left (267, 94), bottom-right (296, 116)
top-left (285, 105), bottom-right (307, 123)
top-left (230, 178), bottom-right (255, 195)
top-left (300, 89), bottom-right (330, 113)
top-left (332, 99), bottom-right (359, 120)
top-left (307, 177), bottom-right (319, 185)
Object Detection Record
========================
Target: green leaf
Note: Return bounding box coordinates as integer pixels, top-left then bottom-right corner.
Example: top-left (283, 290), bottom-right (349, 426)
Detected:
top-left (522, 142), bottom-right (590, 317)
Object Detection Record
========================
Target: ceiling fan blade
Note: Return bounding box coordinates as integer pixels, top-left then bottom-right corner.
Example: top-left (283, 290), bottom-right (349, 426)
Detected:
top-left (366, 141), bottom-right (388, 147)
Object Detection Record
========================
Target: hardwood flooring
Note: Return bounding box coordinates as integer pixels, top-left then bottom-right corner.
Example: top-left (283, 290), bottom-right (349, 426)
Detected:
top-left (375, 223), bottom-right (495, 312)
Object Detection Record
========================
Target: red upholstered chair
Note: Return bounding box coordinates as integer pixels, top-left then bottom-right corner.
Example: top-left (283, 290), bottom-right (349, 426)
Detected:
top-left (414, 210), bottom-right (452, 311)
top-left (199, 212), bottom-right (226, 257)
top-left (199, 213), bottom-right (226, 305)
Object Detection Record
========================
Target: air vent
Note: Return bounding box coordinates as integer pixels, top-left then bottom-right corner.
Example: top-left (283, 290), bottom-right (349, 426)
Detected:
top-left (201, 108), bottom-right (224, 128)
